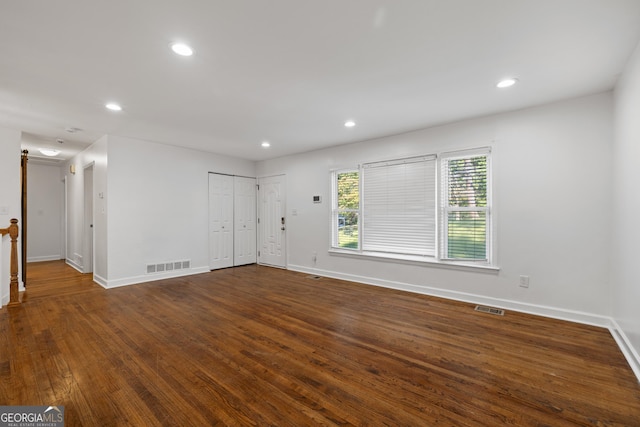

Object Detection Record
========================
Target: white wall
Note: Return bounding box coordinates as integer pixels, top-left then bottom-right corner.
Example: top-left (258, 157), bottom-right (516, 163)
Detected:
top-left (257, 92), bottom-right (613, 324)
top-left (612, 40), bottom-right (640, 377)
top-left (0, 127), bottom-right (22, 306)
top-left (27, 162), bottom-right (63, 262)
top-left (64, 136), bottom-right (256, 287)
top-left (105, 136), bottom-right (255, 287)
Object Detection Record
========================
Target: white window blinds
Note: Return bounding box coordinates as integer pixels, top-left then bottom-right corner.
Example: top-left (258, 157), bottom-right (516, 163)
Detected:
top-left (362, 155), bottom-right (436, 256)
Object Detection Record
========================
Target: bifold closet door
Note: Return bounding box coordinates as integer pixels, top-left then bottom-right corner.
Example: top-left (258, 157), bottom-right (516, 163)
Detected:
top-left (233, 176), bottom-right (256, 266)
top-left (208, 173), bottom-right (234, 270)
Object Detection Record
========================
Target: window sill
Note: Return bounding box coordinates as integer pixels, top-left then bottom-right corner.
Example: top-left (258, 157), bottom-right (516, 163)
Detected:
top-left (328, 248), bottom-right (500, 273)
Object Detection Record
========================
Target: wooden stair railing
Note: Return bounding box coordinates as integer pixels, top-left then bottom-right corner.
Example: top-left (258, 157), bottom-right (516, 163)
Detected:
top-left (0, 218), bottom-right (20, 307)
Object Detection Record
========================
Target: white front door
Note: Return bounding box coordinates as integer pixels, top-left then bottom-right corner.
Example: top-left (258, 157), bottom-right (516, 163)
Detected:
top-left (234, 176), bottom-right (256, 266)
top-left (258, 175), bottom-right (286, 268)
top-left (209, 173), bottom-right (234, 270)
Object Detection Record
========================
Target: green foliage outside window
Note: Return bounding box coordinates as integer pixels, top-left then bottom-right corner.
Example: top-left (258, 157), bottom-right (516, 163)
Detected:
top-left (337, 172), bottom-right (359, 249)
top-left (446, 155), bottom-right (487, 259)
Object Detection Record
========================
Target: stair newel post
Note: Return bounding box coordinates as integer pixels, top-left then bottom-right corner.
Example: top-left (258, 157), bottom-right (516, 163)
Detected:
top-left (8, 218), bottom-right (20, 307)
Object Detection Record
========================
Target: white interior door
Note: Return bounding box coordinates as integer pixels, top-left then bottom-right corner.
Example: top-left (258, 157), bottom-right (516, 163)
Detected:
top-left (209, 173), bottom-right (234, 270)
top-left (258, 175), bottom-right (286, 268)
top-left (83, 164), bottom-right (94, 274)
top-left (234, 176), bottom-right (256, 266)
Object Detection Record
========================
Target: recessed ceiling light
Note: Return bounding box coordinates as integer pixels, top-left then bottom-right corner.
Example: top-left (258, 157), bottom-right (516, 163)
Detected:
top-left (39, 148), bottom-right (60, 157)
top-left (105, 103), bottom-right (122, 111)
top-left (497, 78), bottom-right (518, 88)
top-left (171, 43), bottom-right (194, 56)
top-left (261, 141), bottom-right (271, 148)
top-left (344, 120), bottom-right (356, 128)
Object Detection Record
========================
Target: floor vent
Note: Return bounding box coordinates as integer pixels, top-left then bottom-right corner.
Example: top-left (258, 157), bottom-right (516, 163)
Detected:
top-left (474, 305), bottom-right (505, 316)
top-left (306, 275), bottom-right (322, 280)
top-left (146, 260), bottom-right (191, 274)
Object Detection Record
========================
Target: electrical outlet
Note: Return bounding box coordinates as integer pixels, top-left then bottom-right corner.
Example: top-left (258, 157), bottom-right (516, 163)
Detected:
top-left (519, 275), bottom-right (530, 288)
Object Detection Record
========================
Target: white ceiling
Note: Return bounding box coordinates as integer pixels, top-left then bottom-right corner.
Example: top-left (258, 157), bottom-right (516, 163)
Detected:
top-left (2, 0), bottom-right (640, 162)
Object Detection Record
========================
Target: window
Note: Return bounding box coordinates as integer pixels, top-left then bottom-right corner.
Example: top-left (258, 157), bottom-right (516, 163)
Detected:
top-left (331, 147), bottom-right (492, 266)
top-left (332, 170), bottom-right (359, 249)
top-left (440, 150), bottom-right (490, 261)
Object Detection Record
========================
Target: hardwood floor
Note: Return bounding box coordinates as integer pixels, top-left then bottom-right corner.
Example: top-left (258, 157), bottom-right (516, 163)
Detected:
top-left (2, 261), bottom-right (640, 426)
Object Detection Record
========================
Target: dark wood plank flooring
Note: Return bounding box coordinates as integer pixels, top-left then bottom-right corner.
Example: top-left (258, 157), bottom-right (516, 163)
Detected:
top-left (1, 261), bottom-right (639, 426)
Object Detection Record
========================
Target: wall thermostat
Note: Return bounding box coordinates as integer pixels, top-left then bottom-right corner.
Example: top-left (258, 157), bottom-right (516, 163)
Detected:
top-left (313, 195), bottom-right (321, 203)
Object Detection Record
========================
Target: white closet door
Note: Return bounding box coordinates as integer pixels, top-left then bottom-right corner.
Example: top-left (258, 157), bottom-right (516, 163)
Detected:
top-left (234, 176), bottom-right (256, 266)
top-left (209, 173), bottom-right (234, 270)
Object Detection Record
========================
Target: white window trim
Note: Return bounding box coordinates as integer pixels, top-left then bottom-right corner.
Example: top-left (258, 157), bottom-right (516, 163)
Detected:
top-left (331, 169), bottom-right (361, 250)
top-left (328, 247), bottom-right (500, 272)
top-left (438, 147), bottom-right (493, 265)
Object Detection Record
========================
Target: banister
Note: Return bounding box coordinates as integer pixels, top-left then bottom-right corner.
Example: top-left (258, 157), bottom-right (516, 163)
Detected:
top-left (0, 218), bottom-right (20, 307)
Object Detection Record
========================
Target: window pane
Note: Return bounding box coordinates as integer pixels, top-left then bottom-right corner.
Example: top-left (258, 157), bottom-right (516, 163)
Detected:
top-left (447, 156), bottom-right (487, 208)
top-left (337, 212), bottom-right (359, 249)
top-left (337, 172), bottom-right (359, 209)
top-left (334, 171), bottom-right (360, 250)
top-left (447, 211), bottom-right (486, 259)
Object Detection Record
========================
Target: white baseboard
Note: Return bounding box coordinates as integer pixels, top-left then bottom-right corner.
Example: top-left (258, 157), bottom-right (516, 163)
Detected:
top-left (288, 264), bottom-right (640, 383)
top-left (27, 255), bottom-right (62, 263)
top-left (609, 319), bottom-right (640, 383)
top-left (289, 264), bottom-right (610, 327)
top-left (66, 258), bottom-right (83, 273)
top-left (103, 267), bottom-right (210, 289)
top-left (93, 273), bottom-right (108, 288)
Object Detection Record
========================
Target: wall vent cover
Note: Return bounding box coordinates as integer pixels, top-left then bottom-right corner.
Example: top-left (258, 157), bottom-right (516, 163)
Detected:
top-left (474, 305), bottom-right (505, 316)
top-left (146, 260), bottom-right (191, 274)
